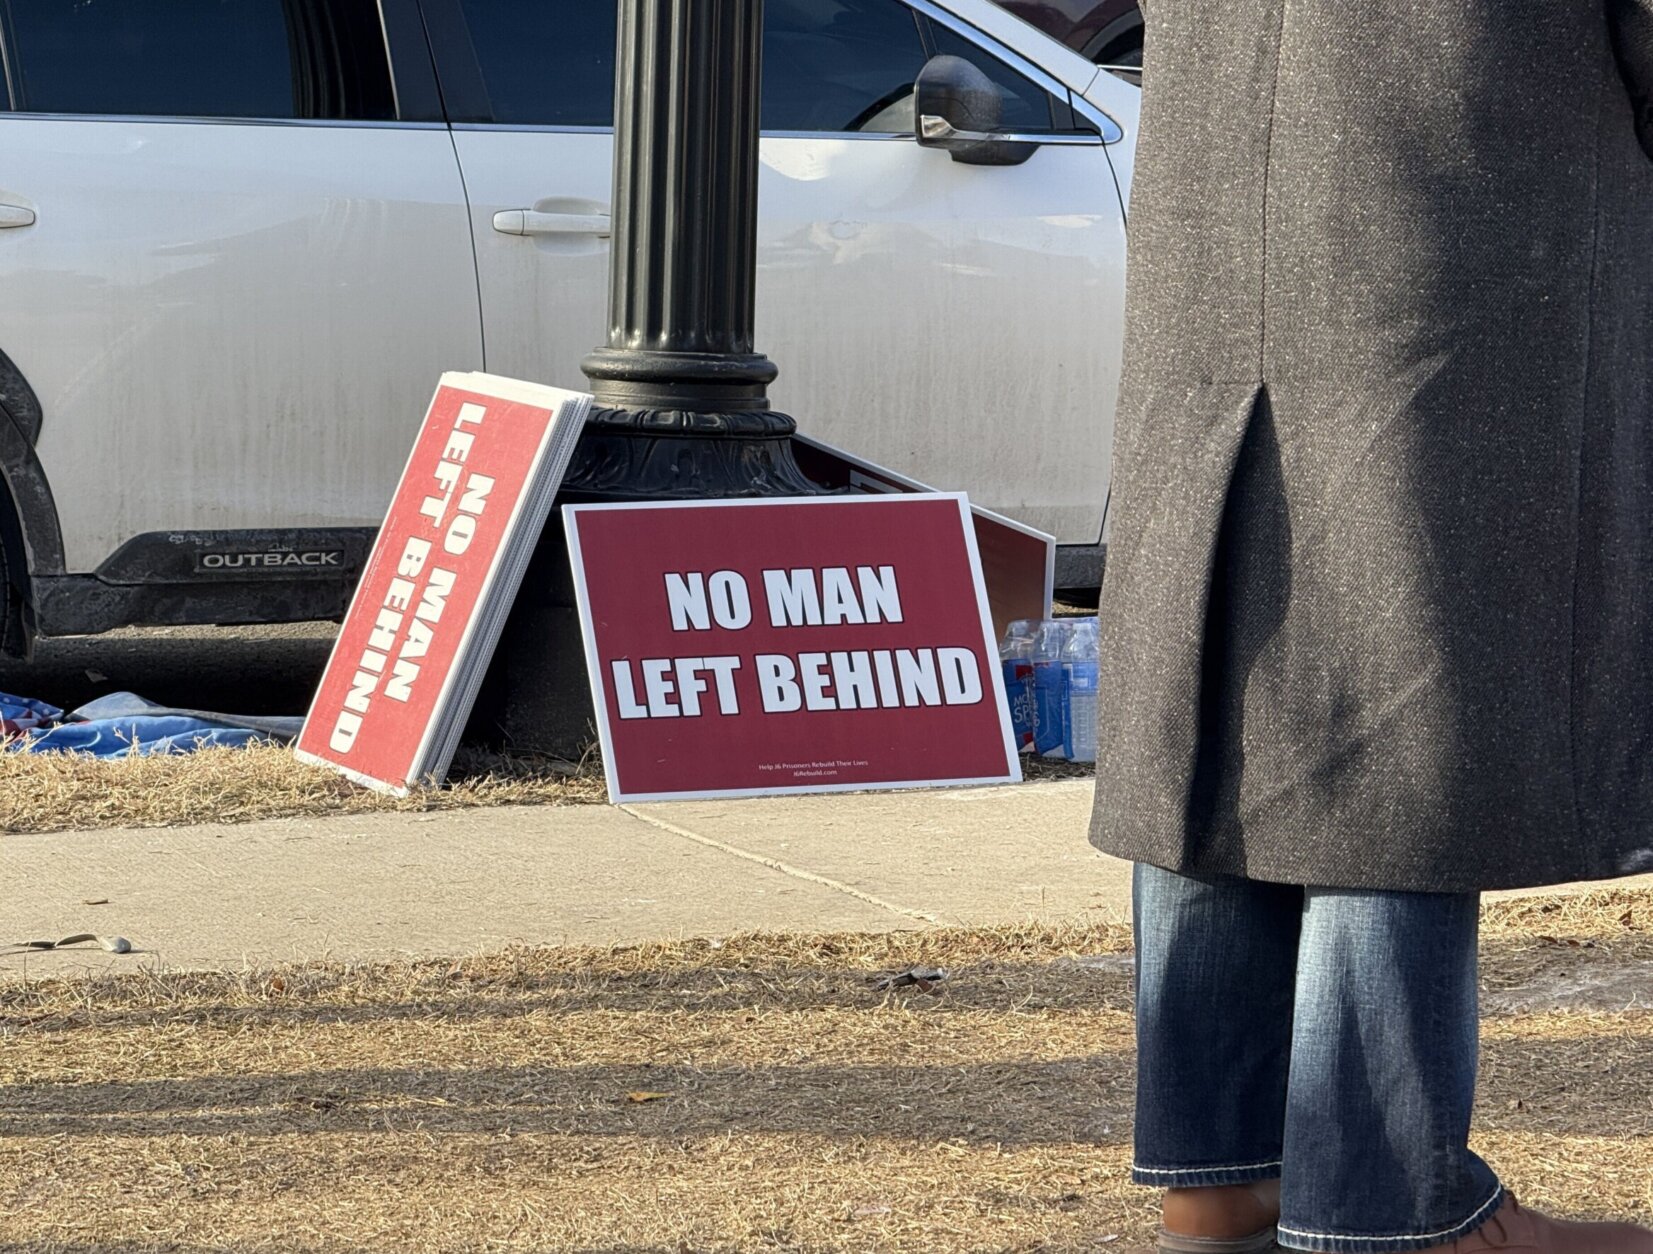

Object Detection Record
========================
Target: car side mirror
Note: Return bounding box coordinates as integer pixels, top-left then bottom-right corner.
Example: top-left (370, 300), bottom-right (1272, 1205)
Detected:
top-left (913, 55), bottom-right (1038, 167)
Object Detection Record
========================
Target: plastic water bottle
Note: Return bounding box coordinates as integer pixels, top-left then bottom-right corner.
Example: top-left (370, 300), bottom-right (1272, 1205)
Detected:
top-left (998, 621), bottom-right (1037, 752)
top-left (1062, 617), bottom-right (1100, 763)
top-left (1031, 619), bottom-right (1072, 758)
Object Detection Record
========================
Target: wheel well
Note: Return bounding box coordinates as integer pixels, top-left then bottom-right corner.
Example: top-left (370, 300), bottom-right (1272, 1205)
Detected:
top-left (0, 473), bottom-right (31, 656)
top-left (1081, 11), bottom-right (1145, 65)
top-left (0, 348), bottom-right (54, 656)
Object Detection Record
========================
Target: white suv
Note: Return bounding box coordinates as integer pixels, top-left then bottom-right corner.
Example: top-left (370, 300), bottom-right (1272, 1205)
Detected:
top-left (0, 0), bottom-right (1136, 655)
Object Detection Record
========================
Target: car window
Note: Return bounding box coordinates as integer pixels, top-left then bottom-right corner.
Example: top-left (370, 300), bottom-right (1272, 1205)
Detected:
top-left (0, 0), bottom-right (396, 121)
top-left (453, 0), bottom-right (928, 134)
top-left (762, 0), bottom-right (927, 132)
top-left (453, 0), bottom-right (616, 127)
top-left (0, 0), bottom-right (397, 121)
top-left (925, 22), bottom-right (1078, 133)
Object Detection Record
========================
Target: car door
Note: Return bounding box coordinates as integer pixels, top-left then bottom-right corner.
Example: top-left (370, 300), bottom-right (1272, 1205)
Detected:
top-left (430, 0), bottom-right (1124, 547)
top-left (0, 0), bottom-right (482, 587)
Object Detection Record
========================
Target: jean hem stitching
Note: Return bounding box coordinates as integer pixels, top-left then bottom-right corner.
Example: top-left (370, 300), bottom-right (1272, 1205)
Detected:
top-left (1276, 1182), bottom-right (1504, 1247)
top-left (1133, 1159), bottom-right (1284, 1179)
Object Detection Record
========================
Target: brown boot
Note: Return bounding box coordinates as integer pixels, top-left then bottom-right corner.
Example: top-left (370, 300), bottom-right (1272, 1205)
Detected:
top-left (1431, 1193), bottom-right (1653, 1252)
top-left (1159, 1179), bottom-right (1281, 1252)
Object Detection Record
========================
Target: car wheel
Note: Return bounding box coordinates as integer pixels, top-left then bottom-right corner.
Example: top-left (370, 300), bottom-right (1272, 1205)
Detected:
top-left (1098, 40), bottom-right (1142, 68)
top-left (1088, 18), bottom-right (1144, 79)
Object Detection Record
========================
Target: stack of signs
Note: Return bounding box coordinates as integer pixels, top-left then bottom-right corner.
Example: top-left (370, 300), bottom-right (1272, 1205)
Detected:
top-left (295, 372), bottom-right (592, 794)
top-left (788, 434), bottom-right (1056, 639)
top-left (565, 494), bottom-right (1022, 802)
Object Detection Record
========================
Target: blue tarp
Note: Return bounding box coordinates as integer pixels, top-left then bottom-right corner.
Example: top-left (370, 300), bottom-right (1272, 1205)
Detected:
top-left (3, 690), bottom-right (303, 758)
top-left (19, 717), bottom-right (271, 756)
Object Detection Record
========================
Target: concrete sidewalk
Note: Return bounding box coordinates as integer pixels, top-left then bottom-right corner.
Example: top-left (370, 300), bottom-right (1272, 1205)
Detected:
top-left (7, 778), bottom-right (1645, 980)
top-left (1, 779), bottom-right (1125, 977)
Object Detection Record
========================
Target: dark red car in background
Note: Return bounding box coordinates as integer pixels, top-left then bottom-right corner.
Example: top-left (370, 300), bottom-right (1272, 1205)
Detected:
top-left (996, 0), bottom-right (1144, 67)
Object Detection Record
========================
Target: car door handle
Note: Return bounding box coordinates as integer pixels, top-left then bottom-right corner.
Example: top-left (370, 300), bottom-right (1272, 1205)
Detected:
top-left (0, 205), bottom-right (36, 229)
top-left (492, 210), bottom-right (610, 238)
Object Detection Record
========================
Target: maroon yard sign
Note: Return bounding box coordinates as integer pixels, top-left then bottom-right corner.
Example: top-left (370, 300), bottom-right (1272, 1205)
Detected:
top-left (565, 494), bottom-right (1022, 803)
top-left (789, 433), bottom-right (1056, 641)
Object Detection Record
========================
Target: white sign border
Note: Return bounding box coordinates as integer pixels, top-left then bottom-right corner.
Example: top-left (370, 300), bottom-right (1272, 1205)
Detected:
top-left (564, 493), bottom-right (1024, 805)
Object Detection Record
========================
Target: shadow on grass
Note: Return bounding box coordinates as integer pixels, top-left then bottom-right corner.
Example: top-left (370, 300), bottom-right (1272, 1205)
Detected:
top-left (0, 1055), bottom-right (1135, 1147)
top-left (3, 1029), bottom-right (1650, 1146)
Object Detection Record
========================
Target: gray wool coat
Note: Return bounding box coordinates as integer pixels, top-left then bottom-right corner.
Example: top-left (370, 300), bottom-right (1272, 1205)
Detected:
top-left (1090, 0), bottom-right (1653, 892)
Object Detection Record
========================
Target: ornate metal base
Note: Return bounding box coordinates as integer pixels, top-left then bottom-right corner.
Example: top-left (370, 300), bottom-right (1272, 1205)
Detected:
top-left (562, 405), bottom-right (829, 500)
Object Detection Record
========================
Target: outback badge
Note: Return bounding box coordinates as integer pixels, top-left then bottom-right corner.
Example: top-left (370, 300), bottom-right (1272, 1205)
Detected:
top-left (195, 548), bottom-right (345, 573)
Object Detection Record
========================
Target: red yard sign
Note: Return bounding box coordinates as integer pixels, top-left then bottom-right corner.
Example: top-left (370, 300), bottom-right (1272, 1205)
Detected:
top-left (296, 372), bottom-right (590, 794)
top-left (565, 494), bottom-right (1021, 802)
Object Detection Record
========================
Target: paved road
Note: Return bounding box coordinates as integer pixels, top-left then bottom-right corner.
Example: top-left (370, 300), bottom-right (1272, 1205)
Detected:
top-left (0, 623), bottom-right (336, 717)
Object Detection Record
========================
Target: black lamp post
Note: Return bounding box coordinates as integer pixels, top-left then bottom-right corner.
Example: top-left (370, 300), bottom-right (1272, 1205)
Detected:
top-left (563, 0), bottom-right (820, 500)
top-left (478, 0), bottom-right (823, 756)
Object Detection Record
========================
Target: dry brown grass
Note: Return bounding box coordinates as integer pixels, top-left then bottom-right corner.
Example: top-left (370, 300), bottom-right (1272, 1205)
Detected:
top-left (0, 744), bottom-right (1094, 836)
top-left (0, 741), bottom-right (606, 835)
top-left (1482, 886), bottom-right (1650, 940)
top-left (1, 895), bottom-right (1650, 1252)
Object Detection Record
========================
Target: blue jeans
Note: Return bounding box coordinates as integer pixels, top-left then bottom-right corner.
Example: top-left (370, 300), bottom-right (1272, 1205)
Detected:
top-left (1131, 864), bottom-right (1504, 1253)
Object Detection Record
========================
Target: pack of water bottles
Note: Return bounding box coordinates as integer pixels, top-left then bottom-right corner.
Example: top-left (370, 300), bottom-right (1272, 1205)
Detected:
top-left (998, 616), bottom-right (1099, 763)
